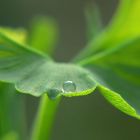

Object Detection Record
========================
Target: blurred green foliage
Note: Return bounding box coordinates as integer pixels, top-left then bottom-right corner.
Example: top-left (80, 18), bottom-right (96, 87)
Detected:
top-left (0, 0), bottom-right (140, 140)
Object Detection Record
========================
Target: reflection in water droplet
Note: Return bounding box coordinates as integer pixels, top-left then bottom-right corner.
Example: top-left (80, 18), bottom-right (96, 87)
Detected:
top-left (63, 81), bottom-right (76, 93)
top-left (47, 89), bottom-right (61, 100)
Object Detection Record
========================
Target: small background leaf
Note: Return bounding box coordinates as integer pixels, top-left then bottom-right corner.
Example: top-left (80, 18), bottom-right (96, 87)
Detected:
top-left (28, 17), bottom-right (59, 55)
top-left (85, 4), bottom-right (102, 41)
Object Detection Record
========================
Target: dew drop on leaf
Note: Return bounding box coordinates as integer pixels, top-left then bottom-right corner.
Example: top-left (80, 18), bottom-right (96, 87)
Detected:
top-left (63, 81), bottom-right (76, 92)
top-left (47, 89), bottom-right (61, 100)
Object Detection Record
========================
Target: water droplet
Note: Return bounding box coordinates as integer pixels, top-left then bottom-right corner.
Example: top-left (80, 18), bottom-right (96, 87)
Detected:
top-left (47, 89), bottom-right (61, 100)
top-left (63, 81), bottom-right (76, 92)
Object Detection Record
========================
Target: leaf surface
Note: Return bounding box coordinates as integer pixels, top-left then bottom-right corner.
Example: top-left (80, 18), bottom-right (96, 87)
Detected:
top-left (0, 33), bottom-right (97, 98)
top-left (80, 38), bottom-right (140, 118)
top-left (73, 0), bottom-right (140, 119)
top-left (0, 27), bottom-right (26, 44)
top-left (75, 0), bottom-right (140, 62)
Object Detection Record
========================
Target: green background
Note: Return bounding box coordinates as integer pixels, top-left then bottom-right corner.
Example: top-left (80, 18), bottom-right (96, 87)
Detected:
top-left (0, 0), bottom-right (140, 140)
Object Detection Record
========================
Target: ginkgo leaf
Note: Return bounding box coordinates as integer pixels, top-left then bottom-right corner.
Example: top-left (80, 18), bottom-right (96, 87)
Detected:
top-left (74, 0), bottom-right (140, 62)
top-left (0, 33), bottom-right (97, 99)
top-left (72, 0), bottom-right (140, 119)
top-left (79, 38), bottom-right (140, 119)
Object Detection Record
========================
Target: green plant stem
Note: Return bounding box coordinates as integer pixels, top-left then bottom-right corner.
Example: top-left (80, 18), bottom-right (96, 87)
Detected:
top-left (30, 94), bottom-right (60, 140)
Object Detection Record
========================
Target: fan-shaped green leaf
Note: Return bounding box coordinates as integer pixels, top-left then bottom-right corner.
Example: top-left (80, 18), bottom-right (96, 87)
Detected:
top-left (75, 0), bottom-right (140, 62)
top-left (72, 0), bottom-right (140, 119)
top-left (80, 38), bottom-right (140, 118)
top-left (0, 33), bottom-right (97, 99)
top-left (99, 86), bottom-right (140, 119)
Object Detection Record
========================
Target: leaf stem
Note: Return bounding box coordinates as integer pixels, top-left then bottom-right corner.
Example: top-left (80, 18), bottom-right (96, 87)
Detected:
top-left (30, 94), bottom-right (60, 140)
